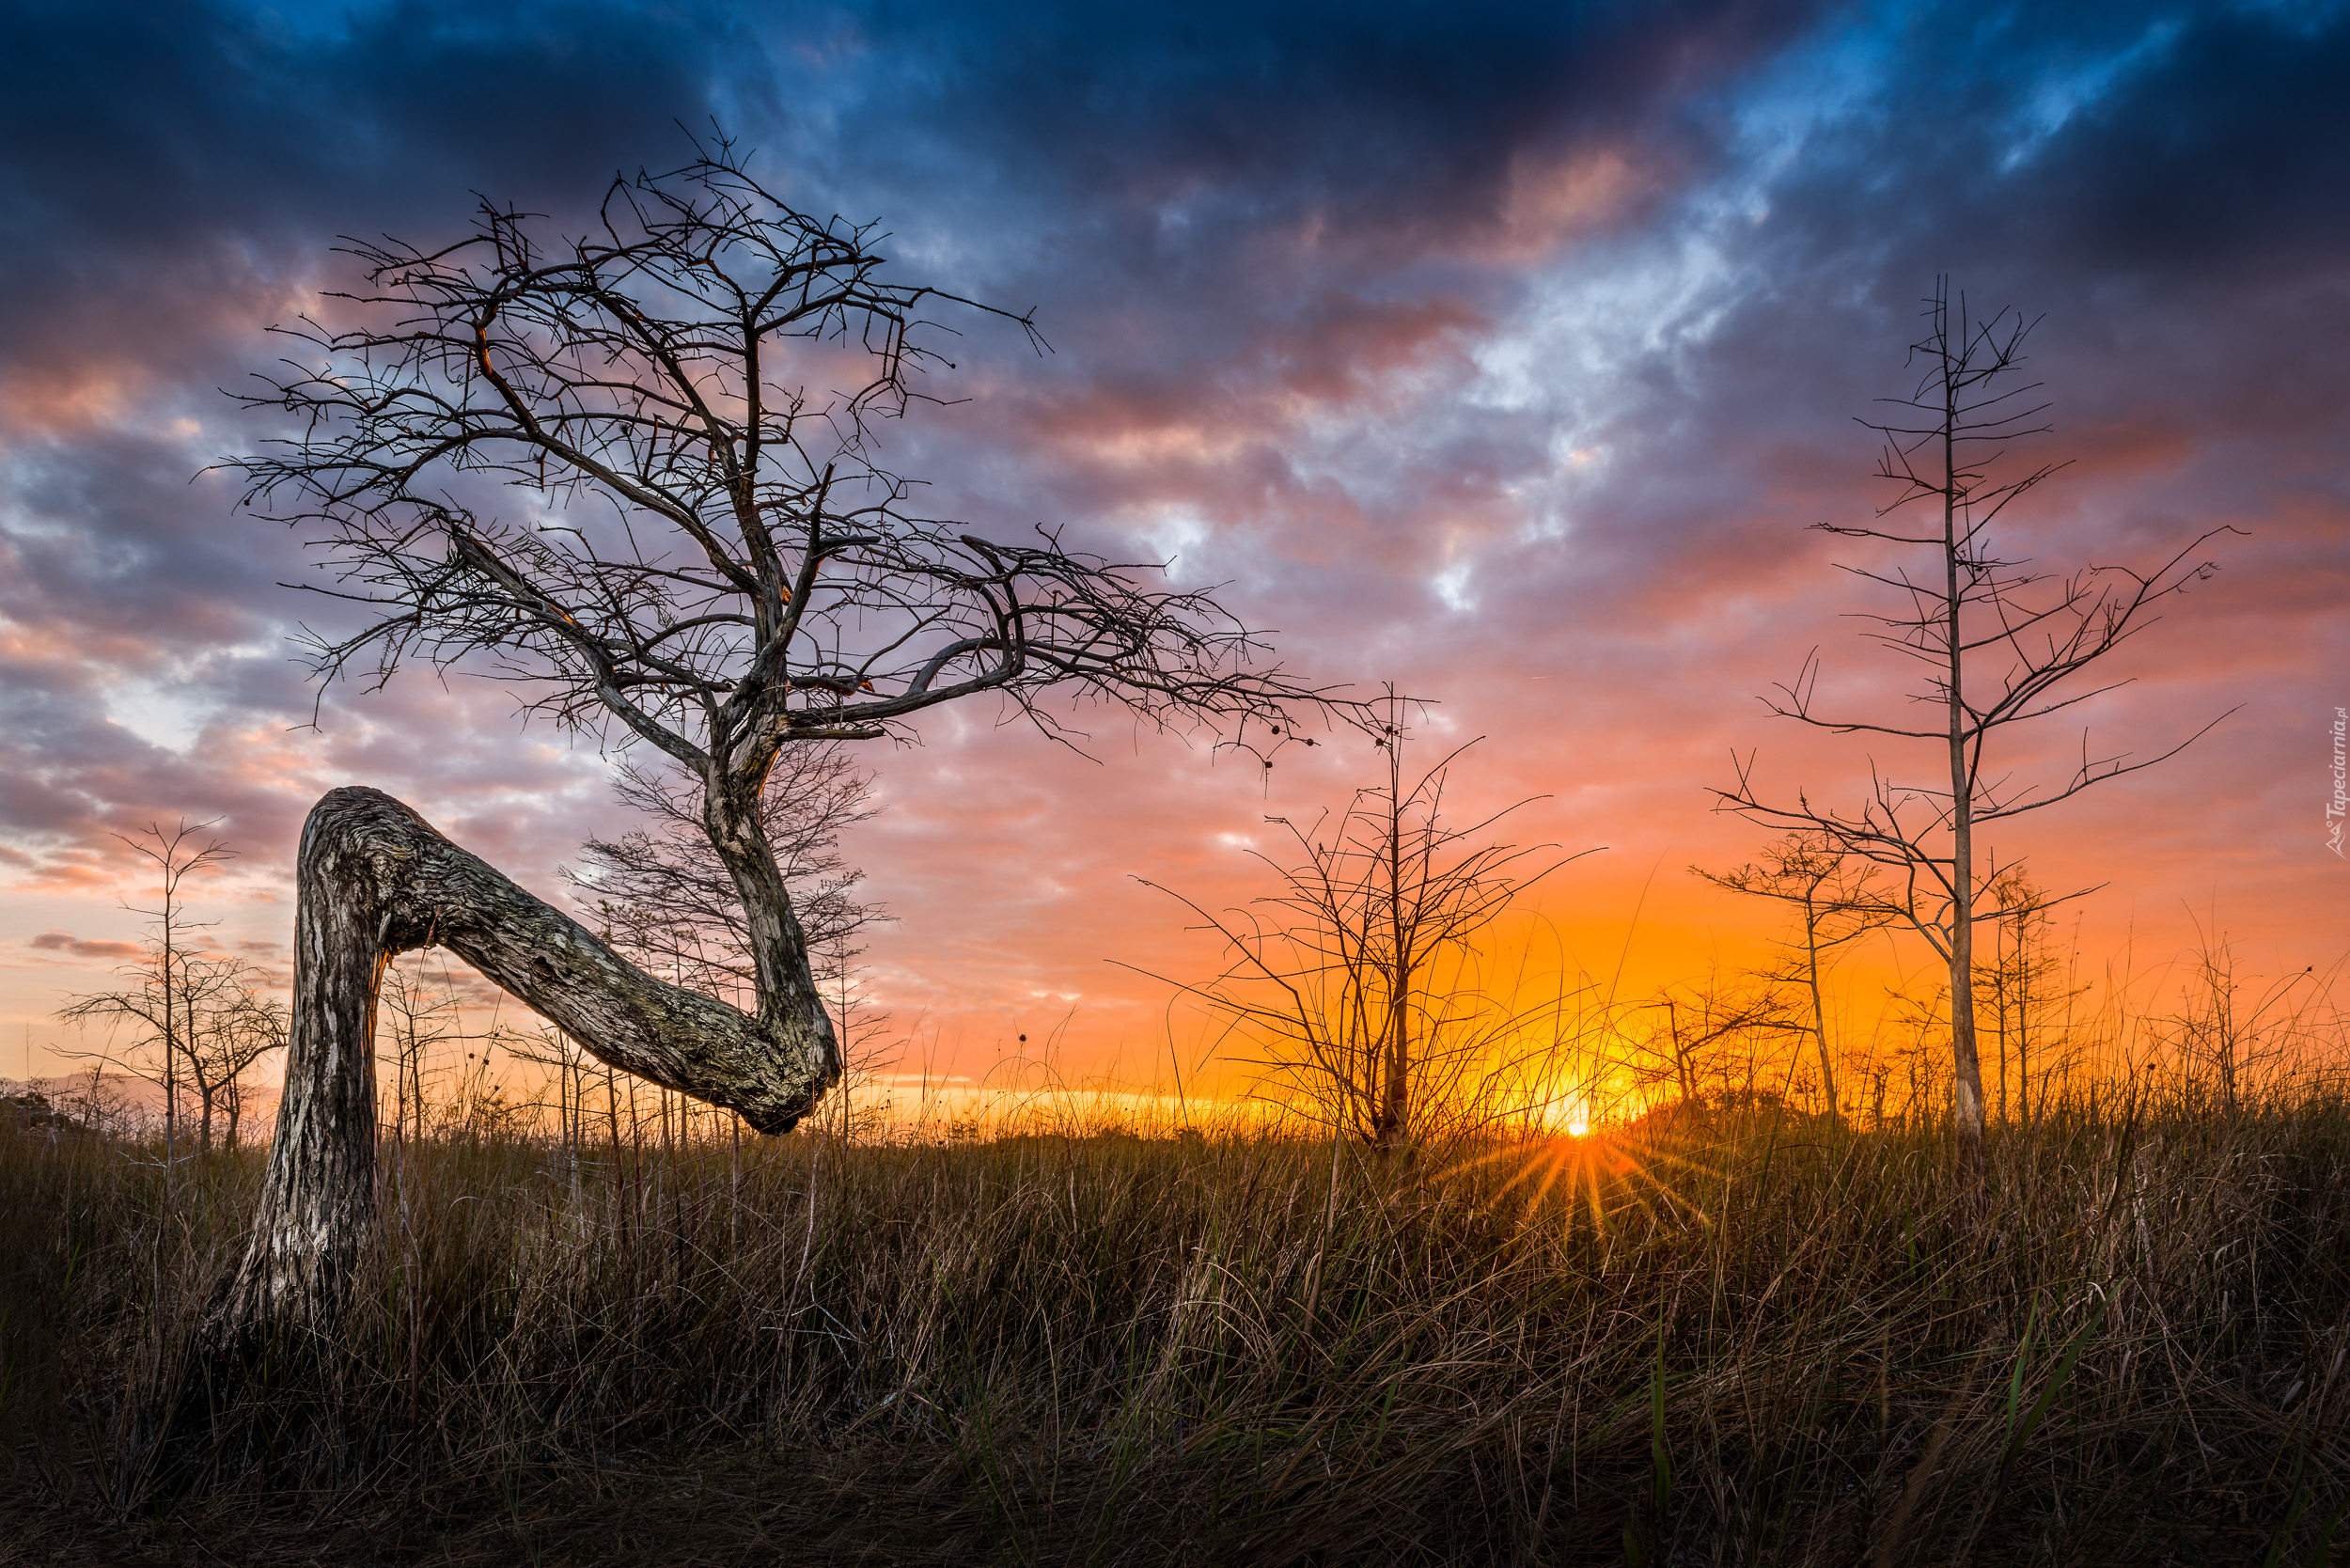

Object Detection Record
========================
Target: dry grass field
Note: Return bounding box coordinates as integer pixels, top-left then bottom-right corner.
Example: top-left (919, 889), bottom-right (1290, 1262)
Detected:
top-left (4, 1068), bottom-right (2348, 1567)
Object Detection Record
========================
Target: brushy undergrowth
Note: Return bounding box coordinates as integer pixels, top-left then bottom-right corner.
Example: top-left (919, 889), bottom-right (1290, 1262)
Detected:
top-left (5, 1086), bottom-right (2349, 1565)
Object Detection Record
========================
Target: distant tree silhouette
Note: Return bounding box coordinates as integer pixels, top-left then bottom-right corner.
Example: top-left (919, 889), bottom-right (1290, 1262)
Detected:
top-left (568, 745), bottom-right (881, 1011)
top-left (1620, 975), bottom-right (1803, 1122)
top-left (1971, 868), bottom-right (2086, 1131)
top-left (569, 745), bottom-right (898, 1137)
top-left (1694, 832), bottom-right (1891, 1124)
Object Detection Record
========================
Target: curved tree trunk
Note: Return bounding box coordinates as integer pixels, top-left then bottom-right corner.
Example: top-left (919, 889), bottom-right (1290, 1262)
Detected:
top-left (151, 786), bottom-right (838, 1479)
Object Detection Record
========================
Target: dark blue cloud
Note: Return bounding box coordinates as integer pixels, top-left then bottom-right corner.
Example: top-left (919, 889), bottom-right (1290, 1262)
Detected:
top-left (2037, 5), bottom-right (2350, 276)
top-left (0, 0), bottom-right (744, 237)
top-left (1731, 2), bottom-right (2350, 301)
top-left (0, 1), bottom-right (769, 416)
top-left (781, 0), bottom-right (1813, 222)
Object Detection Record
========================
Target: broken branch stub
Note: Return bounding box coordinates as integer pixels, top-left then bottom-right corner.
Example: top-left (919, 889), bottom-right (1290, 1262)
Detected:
top-left (206, 784), bottom-right (836, 1342)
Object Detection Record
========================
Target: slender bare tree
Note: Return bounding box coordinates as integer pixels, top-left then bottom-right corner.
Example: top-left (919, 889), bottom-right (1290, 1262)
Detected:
top-left (55, 823), bottom-right (285, 1158)
top-left (187, 988), bottom-right (289, 1152)
top-left (72, 823), bottom-right (235, 1159)
top-left (61, 952), bottom-right (286, 1154)
top-left (167, 136), bottom-right (1338, 1447)
top-left (1714, 280), bottom-right (2233, 1180)
top-left (375, 957), bottom-right (462, 1148)
top-left (2158, 937), bottom-right (2326, 1117)
top-left (568, 745), bottom-right (899, 1134)
top-left (1971, 867), bottom-right (2085, 1130)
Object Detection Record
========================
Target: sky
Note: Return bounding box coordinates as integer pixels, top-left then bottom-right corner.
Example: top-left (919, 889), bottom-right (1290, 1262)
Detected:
top-left (1, 0), bottom-right (2342, 1101)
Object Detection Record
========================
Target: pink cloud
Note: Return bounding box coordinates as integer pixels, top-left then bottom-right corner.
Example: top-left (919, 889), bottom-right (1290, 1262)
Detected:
top-left (27, 932), bottom-right (142, 963)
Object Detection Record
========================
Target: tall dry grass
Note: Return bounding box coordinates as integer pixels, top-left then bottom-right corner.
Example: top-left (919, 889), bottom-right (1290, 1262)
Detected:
top-left (5, 1059), bottom-right (2350, 1566)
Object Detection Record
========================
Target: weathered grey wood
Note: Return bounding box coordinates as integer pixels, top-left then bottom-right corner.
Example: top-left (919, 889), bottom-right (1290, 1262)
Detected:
top-left (198, 784), bottom-right (838, 1351)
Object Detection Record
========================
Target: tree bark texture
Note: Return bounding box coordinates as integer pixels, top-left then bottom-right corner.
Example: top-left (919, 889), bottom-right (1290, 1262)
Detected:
top-left (196, 784), bottom-right (838, 1355)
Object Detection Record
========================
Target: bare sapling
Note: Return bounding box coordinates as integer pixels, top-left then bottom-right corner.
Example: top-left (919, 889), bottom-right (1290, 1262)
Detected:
top-left (569, 744), bottom-right (898, 1135)
top-left (2160, 936), bottom-right (2333, 1115)
top-left (1972, 867), bottom-right (2087, 1130)
top-left (1137, 695), bottom-right (1598, 1149)
top-left (571, 744), bottom-right (882, 1013)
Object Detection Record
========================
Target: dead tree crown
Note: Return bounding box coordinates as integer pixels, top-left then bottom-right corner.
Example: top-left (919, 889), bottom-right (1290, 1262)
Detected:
top-left (230, 140), bottom-right (1332, 1096)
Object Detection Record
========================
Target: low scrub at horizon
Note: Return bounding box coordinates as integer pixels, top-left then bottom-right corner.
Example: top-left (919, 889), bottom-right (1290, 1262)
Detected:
top-left (7, 1008), bottom-right (2350, 1566)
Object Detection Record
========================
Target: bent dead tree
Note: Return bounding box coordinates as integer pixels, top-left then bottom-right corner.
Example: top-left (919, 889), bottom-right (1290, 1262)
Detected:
top-left (208, 785), bottom-right (829, 1353)
top-left (206, 144), bottom-right (1328, 1373)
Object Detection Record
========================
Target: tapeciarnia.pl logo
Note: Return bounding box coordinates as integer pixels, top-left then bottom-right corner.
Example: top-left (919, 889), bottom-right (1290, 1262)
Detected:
top-left (2329, 706), bottom-right (2347, 859)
